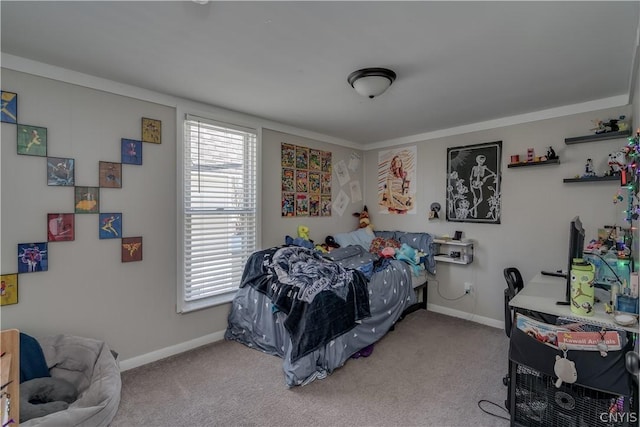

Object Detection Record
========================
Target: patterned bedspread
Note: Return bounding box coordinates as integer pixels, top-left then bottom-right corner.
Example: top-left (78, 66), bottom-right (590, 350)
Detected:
top-left (239, 246), bottom-right (370, 362)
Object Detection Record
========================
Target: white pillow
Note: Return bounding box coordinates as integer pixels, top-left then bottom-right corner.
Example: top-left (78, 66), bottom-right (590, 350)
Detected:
top-left (334, 227), bottom-right (375, 250)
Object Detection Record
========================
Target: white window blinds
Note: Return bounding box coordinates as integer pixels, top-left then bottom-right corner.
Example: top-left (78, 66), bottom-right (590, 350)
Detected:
top-left (180, 115), bottom-right (257, 311)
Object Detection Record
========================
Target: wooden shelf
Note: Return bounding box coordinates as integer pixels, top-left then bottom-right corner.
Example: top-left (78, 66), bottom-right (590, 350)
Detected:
top-left (564, 130), bottom-right (631, 145)
top-left (507, 158), bottom-right (560, 168)
top-left (563, 175), bottom-right (619, 183)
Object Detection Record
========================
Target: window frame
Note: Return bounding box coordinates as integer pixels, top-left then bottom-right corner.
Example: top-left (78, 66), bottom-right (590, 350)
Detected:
top-left (176, 107), bottom-right (261, 313)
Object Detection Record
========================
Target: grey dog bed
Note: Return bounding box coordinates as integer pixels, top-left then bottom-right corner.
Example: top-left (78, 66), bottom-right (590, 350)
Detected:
top-left (21, 335), bottom-right (121, 427)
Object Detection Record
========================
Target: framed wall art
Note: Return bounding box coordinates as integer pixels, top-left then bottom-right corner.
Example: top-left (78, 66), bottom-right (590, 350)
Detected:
top-left (75, 186), bottom-right (100, 214)
top-left (99, 161), bottom-right (122, 188)
top-left (281, 142), bottom-right (332, 217)
top-left (446, 140), bottom-right (502, 224)
top-left (141, 117), bottom-right (161, 144)
top-left (48, 213), bottom-right (75, 242)
top-left (18, 242), bottom-right (48, 273)
top-left (121, 138), bottom-right (142, 165)
top-left (17, 124), bottom-right (47, 157)
top-left (122, 237), bottom-right (143, 262)
top-left (1, 90), bottom-right (18, 124)
top-left (0, 274), bottom-right (18, 306)
top-left (99, 213), bottom-right (122, 239)
top-left (47, 157), bottom-right (75, 186)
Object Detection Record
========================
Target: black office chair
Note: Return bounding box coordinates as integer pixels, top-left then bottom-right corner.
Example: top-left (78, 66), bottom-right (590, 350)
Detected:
top-left (503, 267), bottom-right (524, 338)
top-left (503, 267), bottom-right (524, 411)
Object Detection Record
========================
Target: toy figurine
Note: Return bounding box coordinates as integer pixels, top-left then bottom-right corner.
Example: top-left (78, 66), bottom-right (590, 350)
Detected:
top-left (583, 158), bottom-right (596, 177)
top-left (607, 150), bottom-right (626, 175)
top-left (546, 146), bottom-right (557, 160)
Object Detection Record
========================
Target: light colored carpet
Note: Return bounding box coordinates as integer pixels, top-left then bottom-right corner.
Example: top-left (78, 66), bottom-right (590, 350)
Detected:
top-left (112, 310), bottom-right (511, 427)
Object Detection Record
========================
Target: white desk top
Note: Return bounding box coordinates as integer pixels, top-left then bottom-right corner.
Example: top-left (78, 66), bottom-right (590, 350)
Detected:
top-left (509, 273), bottom-right (639, 333)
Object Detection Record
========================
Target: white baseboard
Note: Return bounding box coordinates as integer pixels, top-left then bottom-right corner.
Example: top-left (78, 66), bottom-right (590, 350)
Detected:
top-left (427, 303), bottom-right (505, 330)
top-left (119, 330), bottom-right (226, 371)
top-left (120, 307), bottom-right (503, 372)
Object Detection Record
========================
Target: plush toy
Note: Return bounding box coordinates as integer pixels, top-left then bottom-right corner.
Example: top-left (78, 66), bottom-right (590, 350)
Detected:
top-left (352, 206), bottom-right (372, 229)
top-left (394, 243), bottom-right (425, 275)
top-left (554, 354), bottom-right (577, 388)
top-left (298, 225), bottom-right (311, 241)
top-left (380, 247), bottom-right (396, 258)
top-left (325, 236), bottom-right (340, 249)
top-left (285, 225), bottom-right (314, 249)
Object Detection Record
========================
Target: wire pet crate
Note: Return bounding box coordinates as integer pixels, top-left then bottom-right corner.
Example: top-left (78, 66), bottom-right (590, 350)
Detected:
top-left (513, 364), bottom-right (632, 427)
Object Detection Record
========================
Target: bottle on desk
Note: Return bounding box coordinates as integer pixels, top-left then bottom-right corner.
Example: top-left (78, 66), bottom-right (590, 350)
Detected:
top-left (570, 258), bottom-right (595, 316)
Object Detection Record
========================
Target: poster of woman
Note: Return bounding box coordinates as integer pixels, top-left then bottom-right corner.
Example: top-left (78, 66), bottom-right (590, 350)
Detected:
top-left (377, 146), bottom-right (417, 214)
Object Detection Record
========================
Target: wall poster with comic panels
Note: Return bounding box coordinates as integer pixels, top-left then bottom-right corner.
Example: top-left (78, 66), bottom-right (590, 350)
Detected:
top-left (281, 142), bottom-right (332, 217)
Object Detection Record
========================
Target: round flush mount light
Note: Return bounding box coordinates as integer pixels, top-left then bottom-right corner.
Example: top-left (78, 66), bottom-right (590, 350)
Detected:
top-left (347, 68), bottom-right (396, 99)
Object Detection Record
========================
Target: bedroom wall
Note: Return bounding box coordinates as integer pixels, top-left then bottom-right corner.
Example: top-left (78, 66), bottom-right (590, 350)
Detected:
top-left (0, 67), bottom-right (360, 366)
top-left (1, 59), bottom-right (636, 367)
top-left (261, 129), bottom-right (364, 248)
top-left (363, 105), bottom-right (634, 326)
top-left (0, 68), bottom-right (228, 363)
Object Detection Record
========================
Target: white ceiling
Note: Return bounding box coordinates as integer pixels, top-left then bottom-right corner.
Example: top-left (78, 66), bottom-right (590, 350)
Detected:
top-left (2, 1), bottom-right (639, 146)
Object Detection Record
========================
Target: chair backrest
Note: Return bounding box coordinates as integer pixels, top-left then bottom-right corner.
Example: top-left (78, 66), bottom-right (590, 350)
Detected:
top-left (504, 267), bottom-right (524, 297)
top-left (503, 267), bottom-right (524, 338)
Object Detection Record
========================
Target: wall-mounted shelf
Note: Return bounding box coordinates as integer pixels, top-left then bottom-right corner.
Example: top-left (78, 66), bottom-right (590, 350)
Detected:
top-left (563, 175), bottom-right (619, 183)
top-left (507, 158), bottom-right (560, 168)
top-left (564, 130), bottom-right (631, 145)
top-left (433, 238), bottom-right (474, 265)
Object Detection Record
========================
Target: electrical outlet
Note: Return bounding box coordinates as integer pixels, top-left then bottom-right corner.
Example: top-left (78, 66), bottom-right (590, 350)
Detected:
top-left (464, 282), bottom-right (473, 294)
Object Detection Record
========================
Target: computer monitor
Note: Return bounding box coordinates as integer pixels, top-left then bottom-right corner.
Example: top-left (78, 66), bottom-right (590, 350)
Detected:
top-left (557, 216), bottom-right (585, 305)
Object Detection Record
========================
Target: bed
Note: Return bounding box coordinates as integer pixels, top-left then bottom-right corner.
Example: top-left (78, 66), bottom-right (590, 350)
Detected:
top-left (225, 230), bottom-right (435, 387)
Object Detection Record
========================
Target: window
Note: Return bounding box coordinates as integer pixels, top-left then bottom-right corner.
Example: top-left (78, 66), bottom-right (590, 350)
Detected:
top-left (178, 113), bottom-right (258, 312)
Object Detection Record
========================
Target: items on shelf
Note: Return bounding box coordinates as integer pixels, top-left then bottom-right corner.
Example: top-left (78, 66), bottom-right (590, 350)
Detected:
top-left (508, 146), bottom-right (559, 168)
top-left (433, 237), bottom-right (474, 264)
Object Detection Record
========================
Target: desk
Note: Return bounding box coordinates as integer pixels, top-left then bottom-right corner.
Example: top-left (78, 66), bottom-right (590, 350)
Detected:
top-left (509, 273), bottom-right (638, 333)
top-left (507, 273), bottom-right (637, 426)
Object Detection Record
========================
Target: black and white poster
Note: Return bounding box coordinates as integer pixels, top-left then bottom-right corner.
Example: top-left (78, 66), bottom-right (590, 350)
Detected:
top-left (446, 141), bottom-right (502, 224)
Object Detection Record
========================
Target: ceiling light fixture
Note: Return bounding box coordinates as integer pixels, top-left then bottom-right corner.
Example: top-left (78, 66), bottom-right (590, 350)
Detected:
top-left (347, 68), bottom-right (396, 99)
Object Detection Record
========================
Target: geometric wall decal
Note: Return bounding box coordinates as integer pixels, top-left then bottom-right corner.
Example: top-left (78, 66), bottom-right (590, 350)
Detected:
top-left (1, 90), bottom-right (18, 124)
top-left (99, 161), bottom-right (122, 188)
top-left (17, 124), bottom-right (47, 157)
top-left (47, 213), bottom-right (75, 242)
top-left (18, 242), bottom-right (48, 273)
top-left (121, 138), bottom-right (142, 165)
top-left (121, 236), bottom-right (142, 262)
top-left (99, 213), bottom-right (122, 239)
top-left (47, 157), bottom-right (75, 186)
top-left (141, 117), bottom-right (161, 144)
top-left (74, 186), bottom-right (100, 214)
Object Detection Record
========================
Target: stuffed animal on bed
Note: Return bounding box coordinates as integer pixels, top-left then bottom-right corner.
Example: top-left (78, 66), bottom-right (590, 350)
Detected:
top-left (298, 225), bottom-right (311, 241)
top-left (395, 243), bottom-right (426, 276)
top-left (352, 206), bottom-right (372, 229)
top-left (285, 225), bottom-right (315, 249)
